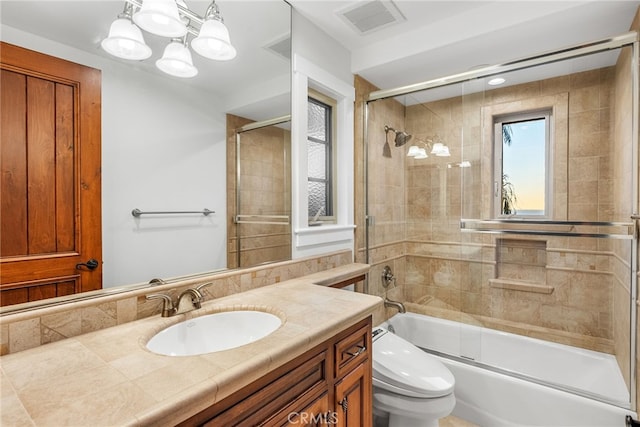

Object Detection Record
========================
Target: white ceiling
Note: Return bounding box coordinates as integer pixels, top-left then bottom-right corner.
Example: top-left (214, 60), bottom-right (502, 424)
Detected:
top-left (0, 0), bottom-right (291, 119)
top-left (290, 0), bottom-right (640, 92)
top-left (1, 0), bottom-right (639, 102)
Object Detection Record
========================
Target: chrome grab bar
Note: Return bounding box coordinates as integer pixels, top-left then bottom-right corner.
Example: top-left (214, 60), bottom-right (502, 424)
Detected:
top-left (132, 208), bottom-right (214, 217)
top-left (234, 214), bottom-right (290, 225)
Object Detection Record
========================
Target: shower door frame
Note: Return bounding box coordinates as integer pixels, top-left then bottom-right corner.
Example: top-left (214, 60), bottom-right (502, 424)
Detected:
top-left (234, 115), bottom-right (292, 269)
top-left (363, 31), bottom-right (640, 410)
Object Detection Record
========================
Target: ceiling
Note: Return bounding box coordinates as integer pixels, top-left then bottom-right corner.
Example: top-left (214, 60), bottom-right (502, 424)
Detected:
top-left (0, 0), bottom-right (291, 118)
top-left (1, 1), bottom-right (639, 101)
top-left (290, 0), bottom-right (640, 92)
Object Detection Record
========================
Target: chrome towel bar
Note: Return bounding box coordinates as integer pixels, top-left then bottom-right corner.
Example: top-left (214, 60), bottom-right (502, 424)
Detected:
top-left (460, 218), bottom-right (634, 239)
top-left (132, 208), bottom-right (214, 217)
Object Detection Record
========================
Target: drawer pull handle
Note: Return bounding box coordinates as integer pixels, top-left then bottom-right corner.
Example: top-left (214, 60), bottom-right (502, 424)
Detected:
top-left (346, 345), bottom-right (366, 357)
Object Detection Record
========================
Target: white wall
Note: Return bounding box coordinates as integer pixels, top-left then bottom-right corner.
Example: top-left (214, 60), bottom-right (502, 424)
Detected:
top-left (290, 11), bottom-right (356, 260)
top-left (1, 25), bottom-right (227, 287)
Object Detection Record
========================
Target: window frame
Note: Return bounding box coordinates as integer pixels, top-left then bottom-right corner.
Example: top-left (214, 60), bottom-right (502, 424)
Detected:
top-left (493, 109), bottom-right (553, 219)
top-left (307, 89), bottom-right (337, 223)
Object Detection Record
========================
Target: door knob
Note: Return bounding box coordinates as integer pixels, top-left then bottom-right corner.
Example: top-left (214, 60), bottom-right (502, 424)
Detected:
top-left (76, 258), bottom-right (99, 271)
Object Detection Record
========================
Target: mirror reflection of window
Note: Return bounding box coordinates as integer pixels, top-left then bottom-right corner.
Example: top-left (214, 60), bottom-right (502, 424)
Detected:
top-left (307, 90), bottom-right (337, 224)
top-left (494, 110), bottom-right (551, 218)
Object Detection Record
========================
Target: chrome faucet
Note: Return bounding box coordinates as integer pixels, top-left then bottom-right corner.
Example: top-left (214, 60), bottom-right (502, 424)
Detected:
top-left (384, 296), bottom-right (406, 313)
top-left (146, 286), bottom-right (206, 317)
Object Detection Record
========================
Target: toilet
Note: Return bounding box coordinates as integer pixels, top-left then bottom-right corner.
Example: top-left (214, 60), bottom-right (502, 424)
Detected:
top-left (372, 327), bottom-right (456, 427)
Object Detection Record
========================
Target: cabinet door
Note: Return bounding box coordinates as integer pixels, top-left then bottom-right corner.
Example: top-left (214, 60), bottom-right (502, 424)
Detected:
top-left (335, 362), bottom-right (372, 427)
top-left (266, 392), bottom-right (332, 427)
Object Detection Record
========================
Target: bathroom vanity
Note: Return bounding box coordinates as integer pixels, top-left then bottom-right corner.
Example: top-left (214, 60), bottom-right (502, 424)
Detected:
top-left (0, 267), bottom-right (381, 426)
top-left (180, 317), bottom-right (372, 426)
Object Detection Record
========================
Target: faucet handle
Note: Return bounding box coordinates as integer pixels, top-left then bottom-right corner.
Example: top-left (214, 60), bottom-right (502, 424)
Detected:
top-left (195, 282), bottom-right (215, 296)
top-left (146, 293), bottom-right (175, 317)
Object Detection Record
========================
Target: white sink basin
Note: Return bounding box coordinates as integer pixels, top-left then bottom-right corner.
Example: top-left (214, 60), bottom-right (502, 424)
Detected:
top-left (146, 310), bottom-right (282, 356)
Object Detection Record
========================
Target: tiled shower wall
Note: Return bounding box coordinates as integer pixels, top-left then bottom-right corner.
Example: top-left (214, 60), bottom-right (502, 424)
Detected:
top-left (356, 37), bottom-right (636, 389)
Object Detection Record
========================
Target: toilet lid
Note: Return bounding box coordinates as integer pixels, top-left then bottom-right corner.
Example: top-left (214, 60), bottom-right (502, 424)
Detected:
top-left (373, 330), bottom-right (455, 398)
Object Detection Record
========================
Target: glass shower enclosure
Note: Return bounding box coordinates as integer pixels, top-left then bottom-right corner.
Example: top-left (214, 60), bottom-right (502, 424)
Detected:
top-left (364, 32), bottom-right (638, 410)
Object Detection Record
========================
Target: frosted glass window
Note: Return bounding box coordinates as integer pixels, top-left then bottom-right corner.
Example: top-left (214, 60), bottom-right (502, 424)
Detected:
top-left (494, 110), bottom-right (551, 218)
top-left (308, 140), bottom-right (326, 179)
top-left (308, 97), bottom-right (333, 219)
top-left (308, 101), bottom-right (327, 140)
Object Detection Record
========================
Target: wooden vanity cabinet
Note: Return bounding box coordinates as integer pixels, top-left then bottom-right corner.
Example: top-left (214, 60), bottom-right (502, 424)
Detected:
top-left (179, 316), bottom-right (372, 427)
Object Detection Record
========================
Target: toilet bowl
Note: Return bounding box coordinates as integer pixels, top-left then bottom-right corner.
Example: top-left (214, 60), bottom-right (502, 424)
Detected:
top-left (372, 327), bottom-right (456, 427)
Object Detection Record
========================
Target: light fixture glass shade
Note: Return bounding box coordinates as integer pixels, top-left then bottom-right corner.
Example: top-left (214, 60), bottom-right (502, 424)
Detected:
top-left (133, 0), bottom-right (187, 37)
top-left (431, 142), bottom-right (451, 156)
top-left (436, 146), bottom-right (451, 157)
top-left (414, 148), bottom-right (428, 159)
top-left (156, 41), bottom-right (198, 78)
top-left (406, 145), bottom-right (421, 157)
top-left (192, 19), bottom-right (236, 60)
top-left (101, 18), bottom-right (152, 60)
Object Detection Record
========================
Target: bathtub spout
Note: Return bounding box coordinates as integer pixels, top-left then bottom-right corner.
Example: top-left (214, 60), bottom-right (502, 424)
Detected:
top-left (384, 297), bottom-right (406, 313)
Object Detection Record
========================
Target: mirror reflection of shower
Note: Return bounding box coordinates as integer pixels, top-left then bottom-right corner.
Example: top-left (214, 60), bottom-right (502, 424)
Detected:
top-left (383, 125), bottom-right (412, 157)
top-left (406, 137), bottom-right (451, 159)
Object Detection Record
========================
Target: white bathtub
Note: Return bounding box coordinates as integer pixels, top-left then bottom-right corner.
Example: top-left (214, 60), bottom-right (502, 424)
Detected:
top-left (381, 312), bottom-right (636, 427)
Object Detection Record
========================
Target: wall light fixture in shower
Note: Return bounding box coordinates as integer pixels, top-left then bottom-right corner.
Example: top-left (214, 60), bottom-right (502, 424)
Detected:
top-left (406, 138), bottom-right (451, 159)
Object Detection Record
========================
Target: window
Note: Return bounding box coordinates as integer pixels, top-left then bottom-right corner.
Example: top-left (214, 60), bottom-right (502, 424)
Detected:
top-left (494, 110), bottom-right (551, 218)
top-left (307, 91), bottom-right (336, 223)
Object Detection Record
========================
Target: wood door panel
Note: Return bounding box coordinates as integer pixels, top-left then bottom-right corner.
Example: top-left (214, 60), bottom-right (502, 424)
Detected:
top-left (1, 69), bottom-right (28, 256)
top-left (55, 83), bottom-right (76, 252)
top-left (27, 76), bottom-right (57, 254)
top-left (1, 277), bottom-right (79, 305)
top-left (1, 42), bottom-right (102, 304)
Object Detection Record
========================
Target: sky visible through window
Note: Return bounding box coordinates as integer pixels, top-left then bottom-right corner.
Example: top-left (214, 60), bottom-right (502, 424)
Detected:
top-left (503, 118), bottom-right (545, 215)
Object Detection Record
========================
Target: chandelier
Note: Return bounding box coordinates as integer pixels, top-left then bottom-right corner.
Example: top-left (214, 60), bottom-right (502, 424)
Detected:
top-left (101, 0), bottom-right (236, 78)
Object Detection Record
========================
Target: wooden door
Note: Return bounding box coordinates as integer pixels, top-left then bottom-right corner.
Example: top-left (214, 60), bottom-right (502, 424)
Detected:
top-left (0, 42), bottom-right (102, 306)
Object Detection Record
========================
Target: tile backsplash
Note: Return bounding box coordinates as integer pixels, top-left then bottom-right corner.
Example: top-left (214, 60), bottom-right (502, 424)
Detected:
top-left (0, 250), bottom-right (352, 355)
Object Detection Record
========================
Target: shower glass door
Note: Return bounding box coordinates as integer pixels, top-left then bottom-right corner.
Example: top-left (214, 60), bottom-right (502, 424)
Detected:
top-left (233, 117), bottom-right (291, 269)
top-left (364, 39), bottom-right (637, 409)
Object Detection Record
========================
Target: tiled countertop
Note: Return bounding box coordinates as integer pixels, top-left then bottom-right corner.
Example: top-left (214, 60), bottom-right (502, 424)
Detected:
top-left (1, 265), bottom-right (381, 426)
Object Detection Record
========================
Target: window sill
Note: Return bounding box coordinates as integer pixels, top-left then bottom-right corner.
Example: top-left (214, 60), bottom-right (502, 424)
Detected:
top-left (294, 224), bottom-right (356, 248)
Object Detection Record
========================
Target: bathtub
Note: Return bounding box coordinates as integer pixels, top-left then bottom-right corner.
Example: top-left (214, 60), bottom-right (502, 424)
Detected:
top-left (381, 312), bottom-right (636, 427)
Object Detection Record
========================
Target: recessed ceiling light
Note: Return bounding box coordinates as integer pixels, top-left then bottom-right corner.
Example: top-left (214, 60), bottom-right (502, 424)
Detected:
top-left (488, 77), bottom-right (506, 86)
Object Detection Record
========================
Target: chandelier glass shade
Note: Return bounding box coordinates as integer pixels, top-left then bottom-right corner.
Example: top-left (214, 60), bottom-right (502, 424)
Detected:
top-left (133, 0), bottom-right (187, 37)
top-left (101, 17), bottom-right (152, 60)
top-left (191, 18), bottom-right (236, 60)
top-left (156, 39), bottom-right (198, 78)
top-left (101, 0), bottom-right (236, 78)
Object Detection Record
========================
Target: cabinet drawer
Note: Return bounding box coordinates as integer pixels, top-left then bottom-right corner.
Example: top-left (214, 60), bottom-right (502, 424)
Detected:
top-left (335, 323), bottom-right (369, 379)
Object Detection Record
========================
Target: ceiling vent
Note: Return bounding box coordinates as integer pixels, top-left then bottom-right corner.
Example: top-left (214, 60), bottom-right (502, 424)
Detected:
top-left (264, 35), bottom-right (291, 61)
top-left (338, 0), bottom-right (406, 35)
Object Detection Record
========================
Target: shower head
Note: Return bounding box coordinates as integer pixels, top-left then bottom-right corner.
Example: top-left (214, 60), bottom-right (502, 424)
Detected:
top-left (394, 131), bottom-right (412, 147)
top-left (384, 125), bottom-right (412, 148)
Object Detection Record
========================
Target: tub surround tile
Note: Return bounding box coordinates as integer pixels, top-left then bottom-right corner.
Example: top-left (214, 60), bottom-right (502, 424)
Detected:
top-left (0, 266), bottom-right (380, 426)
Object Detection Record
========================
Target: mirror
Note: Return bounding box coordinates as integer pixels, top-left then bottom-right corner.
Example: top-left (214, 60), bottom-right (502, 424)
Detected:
top-left (0, 0), bottom-right (291, 309)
